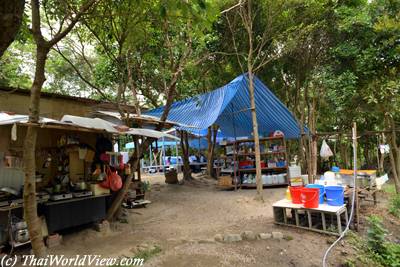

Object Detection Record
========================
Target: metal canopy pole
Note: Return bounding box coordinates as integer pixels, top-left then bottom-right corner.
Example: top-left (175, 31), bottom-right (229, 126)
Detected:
top-left (198, 130), bottom-right (201, 158)
top-left (175, 129), bottom-right (179, 172)
top-left (161, 136), bottom-right (165, 168)
top-left (149, 143), bottom-right (153, 167)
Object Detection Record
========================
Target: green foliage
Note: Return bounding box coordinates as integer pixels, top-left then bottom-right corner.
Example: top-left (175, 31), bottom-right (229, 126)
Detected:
top-left (388, 194), bottom-right (400, 218)
top-left (0, 42), bottom-right (33, 88)
top-left (1, 0), bottom-right (399, 174)
top-left (134, 246), bottom-right (162, 262)
top-left (109, 245), bottom-right (162, 266)
top-left (140, 181), bottom-right (151, 192)
top-left (383, 184), bottom-right (397, 194)
top-left (366, 215), bottom-right (400, 267)
top-left (343, 258), bottom-right (356, 267)
top-left (367, 216), bottom-right (388, 254)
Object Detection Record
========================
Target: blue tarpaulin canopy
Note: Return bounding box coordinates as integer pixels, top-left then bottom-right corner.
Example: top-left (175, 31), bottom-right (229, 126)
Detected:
top-left (146, 74), bottom-right (303, 139)
top-left (125, 139), bottom-right (208, 150)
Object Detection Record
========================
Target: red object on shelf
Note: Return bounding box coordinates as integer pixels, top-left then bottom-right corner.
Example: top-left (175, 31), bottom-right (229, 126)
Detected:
top-left (239, 160), bottom-right (253, 168)
top-left (260, 162), bottom-right (266, 168)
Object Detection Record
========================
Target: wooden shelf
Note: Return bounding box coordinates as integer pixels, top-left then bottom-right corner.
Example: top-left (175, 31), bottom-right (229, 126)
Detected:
top-left (223, 136), bottom-right (288, 192)
top-left (215, 185), bottom-right (236, 190)
top-left (238, 166), bottom-right (287, 172)
top-left (236, 151), bottom-right (286, 156)
top-left (241, 183), bottom-right (288, 188)
top-left (224, 136), bottom-right (285, 146)
top-left (234, 136), bottom-right (285, 143)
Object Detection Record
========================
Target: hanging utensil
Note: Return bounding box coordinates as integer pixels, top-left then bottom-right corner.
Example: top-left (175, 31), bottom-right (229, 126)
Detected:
top-left (98, 165), bottom-right (106, 181)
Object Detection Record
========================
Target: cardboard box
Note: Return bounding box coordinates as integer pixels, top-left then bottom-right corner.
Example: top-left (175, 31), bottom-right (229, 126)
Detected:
top-left (69, 151), bottom-right (84, 182)
top-left (218, 176), bottom-right (232, 186)
top-left (290, 177), bottom-right (303, 187)
top-left (90, 183), bottom-right (110, 196)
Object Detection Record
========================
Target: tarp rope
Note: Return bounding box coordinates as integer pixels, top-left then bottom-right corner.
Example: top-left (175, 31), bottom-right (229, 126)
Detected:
top-left (322, 124), bottom-right (358, 267)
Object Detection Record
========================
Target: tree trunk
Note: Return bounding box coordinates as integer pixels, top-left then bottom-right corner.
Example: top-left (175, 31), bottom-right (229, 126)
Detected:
top-left (339, 135), bottom-right (348, 168)
top-left (105, 159), bottom-right (137, 221)
top-left (378, 133), bottom-right (385, 173)
top-left (106, 82), bottom-right (178, 220)
top-left (0, 0), bottom-right (25, 58)
top-left (127, 54), bottom-right (141, 116)
top-left (248, 71), bottom-right (263, 201)
top-left (242, 0), bottom-right (263, 201)
top-left (180, 131), bottom-right (192, 180)
top-left (298, 96), bottom-right (308, 173)
top-left (206, 125), bottom-right (218, 178)
top-left (387, 116), bottom-right (400, 193)
top-left (309, 135), bottom-right (318, 183)
top-left (388, 148), bottom-right (400, 193)
top-left (23, 45), bottom-right (49, 258)
top-left (308, 97), bottom-right (317, 183)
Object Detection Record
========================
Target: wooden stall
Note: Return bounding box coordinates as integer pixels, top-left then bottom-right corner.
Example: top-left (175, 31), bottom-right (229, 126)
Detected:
top-left (0, 118), bottom-right (122, 247)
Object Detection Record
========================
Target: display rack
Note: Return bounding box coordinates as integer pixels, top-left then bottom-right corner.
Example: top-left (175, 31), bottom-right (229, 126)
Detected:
top-left (225, 136), bottom-right (289, 188)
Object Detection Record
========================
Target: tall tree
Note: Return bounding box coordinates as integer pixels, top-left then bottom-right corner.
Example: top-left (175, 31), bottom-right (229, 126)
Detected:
top-left (105, 0), bottom-right (220, 220)
top-left (23, 0), bottom-right (99, 257)
top-left (225, 0), bottom-right (288, 201)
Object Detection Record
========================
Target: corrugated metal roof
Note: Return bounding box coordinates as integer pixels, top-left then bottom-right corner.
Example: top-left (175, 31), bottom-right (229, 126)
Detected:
top-left (0, 113), bottom-right (179, 140)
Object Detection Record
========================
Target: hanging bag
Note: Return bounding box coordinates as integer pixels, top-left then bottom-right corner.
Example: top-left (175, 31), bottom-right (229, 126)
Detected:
top-left (320, 140), bottom-right (333, 159)
top-left (109, 169), bottom-right (123, 191)
top-left (99, 166), bottom-right (122, 191)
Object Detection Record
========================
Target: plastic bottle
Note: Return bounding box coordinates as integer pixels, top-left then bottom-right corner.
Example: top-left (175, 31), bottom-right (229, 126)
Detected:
top-left (285, 187), bottom-right (291, 200)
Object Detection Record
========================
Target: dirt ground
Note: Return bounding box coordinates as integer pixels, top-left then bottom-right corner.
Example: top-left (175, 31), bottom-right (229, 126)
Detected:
top-left (21, 172), bottom-right (360, 267)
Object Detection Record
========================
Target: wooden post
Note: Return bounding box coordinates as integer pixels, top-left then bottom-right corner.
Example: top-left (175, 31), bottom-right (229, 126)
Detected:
top-left (353, 122), bottom-right (359, 231)
top-left (135, 137), bottom-right (141, 182)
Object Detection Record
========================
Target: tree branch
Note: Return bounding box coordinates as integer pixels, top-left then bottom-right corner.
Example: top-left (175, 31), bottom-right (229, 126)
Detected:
top-left (31, 0), bottom-right (46, 46)
top-left (53, 44), bottom-right (111, 100)
top-left (225, 13), bottom-right (245, 73)
top-left (49, 0), bottom-right (100, 46)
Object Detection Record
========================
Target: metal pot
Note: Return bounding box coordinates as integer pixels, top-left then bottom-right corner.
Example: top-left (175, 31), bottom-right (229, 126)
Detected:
top-left (53, 184), bottom-right (61, 193)
top-left (14, 229), bottom-right (29, 243)
top-left (0, 187), bottom-right (19, 196)
top-left (73, 181), bottom-right (87, 191)
top-left (13, 221), bottom-right (27, 230)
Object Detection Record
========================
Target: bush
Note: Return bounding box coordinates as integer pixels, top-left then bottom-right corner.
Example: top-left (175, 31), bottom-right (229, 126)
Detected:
top-left (388, 194), bottom-right (400, 218)
top-left (367, 216), bottom-right (388, 254)
top-left (366, 216), bottom-right (400, 267)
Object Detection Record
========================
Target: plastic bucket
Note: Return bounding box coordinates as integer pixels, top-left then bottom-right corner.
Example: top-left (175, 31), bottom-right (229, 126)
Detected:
top-left (306, 184), bottom-right (325, 204)
top-left (289, 186), bottom-right (303, 204)
top-left (301, 188), bottom-right (319, 208)
top-left (325, 186), bottom-right (344, 206)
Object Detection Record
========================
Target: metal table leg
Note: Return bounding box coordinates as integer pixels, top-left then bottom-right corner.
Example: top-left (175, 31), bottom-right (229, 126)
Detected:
top-left (321, 212), bottom-right (326, 231)
top-left (295, 210), bottom-right (299, 226)
top-left (283, 208), bottom-right (287, 224)
top-left (307, 211), bottom-right (312, 229)
top-left (337, 213), bottom-right (342, 234)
